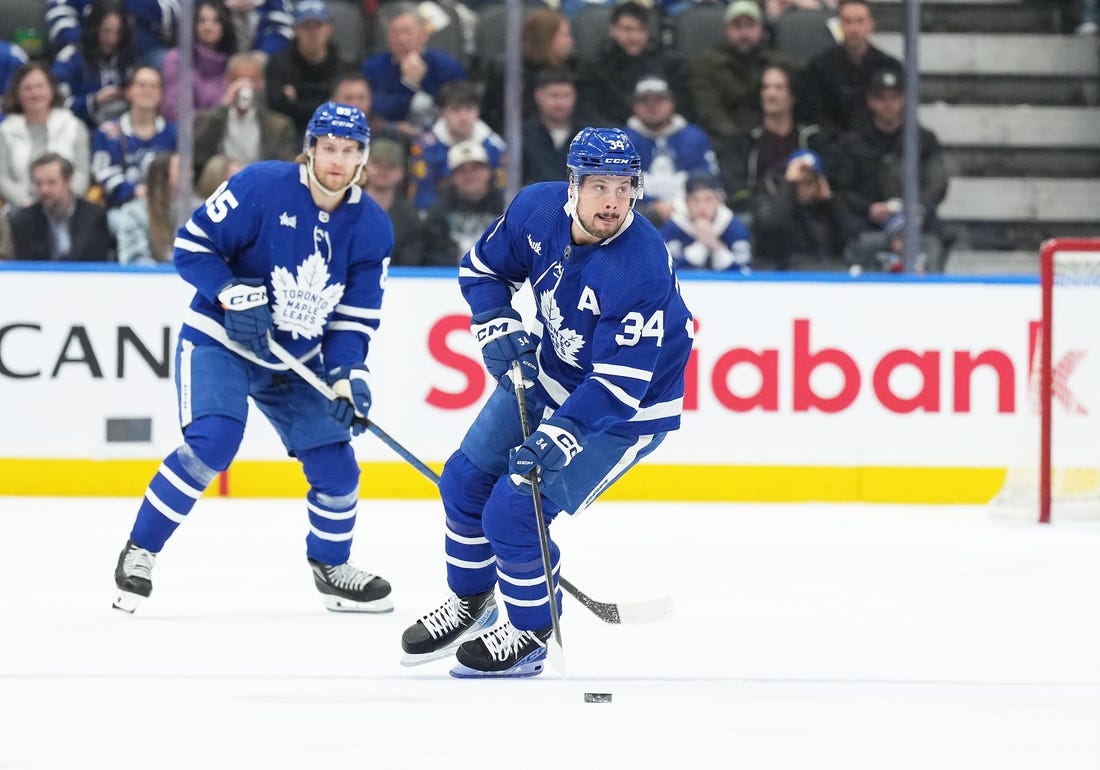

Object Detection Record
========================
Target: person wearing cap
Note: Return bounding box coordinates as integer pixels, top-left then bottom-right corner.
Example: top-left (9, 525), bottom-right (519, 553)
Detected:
top-left (660, 171), bottom-right (752, 272)
top-left (407, 80), bottom-right (507, 212)
top-left (796, 0), bottom-right (902, 136)
top-left (717, 61), bottom-right (825, 213)
top-left (831, 67), bottom-right (949, 271)
top-left (422, 140), bottom-right (505, 264)
top-left (360, 2), bottom-right (467, 140)
top-left (265, 0), bottom-right (348, 135)
top-left (751, 147), bottom-right (856, 270)
top-left (364, 138), bottom-right (427, 267)
top-left (575, 2), bottom-right (685, 127)
top-left (689, 0), bottom-right (791, 142)
top-left (623, 75), bottom-right (719, 226)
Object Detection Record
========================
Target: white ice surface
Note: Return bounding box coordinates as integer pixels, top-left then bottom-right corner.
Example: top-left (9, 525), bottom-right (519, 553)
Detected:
top-left (1, 497), bottom-right (1099, 769)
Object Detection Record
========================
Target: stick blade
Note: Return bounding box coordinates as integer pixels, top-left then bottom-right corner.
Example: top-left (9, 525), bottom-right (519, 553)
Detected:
top-left (615, 595), bottom-right (675, 624)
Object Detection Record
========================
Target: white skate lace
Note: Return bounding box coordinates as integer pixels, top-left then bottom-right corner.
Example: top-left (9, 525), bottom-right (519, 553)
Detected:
top-left (420, 596), bottom-right (471, 639)
top-left (122, 545), bottom-right (155, 580)
top-left (480, 623), bottom-right (544, 663)
top-left (325, 562), bottom-right (376, 591)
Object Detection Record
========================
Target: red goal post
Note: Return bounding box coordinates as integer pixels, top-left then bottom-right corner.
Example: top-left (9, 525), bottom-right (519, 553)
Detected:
top-left (1006, 238), bottom-right (1100, 523)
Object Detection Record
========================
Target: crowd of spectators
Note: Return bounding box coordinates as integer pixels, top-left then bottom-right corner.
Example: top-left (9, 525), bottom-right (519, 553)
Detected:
top-left (0, 0), bottom-right (954, 272)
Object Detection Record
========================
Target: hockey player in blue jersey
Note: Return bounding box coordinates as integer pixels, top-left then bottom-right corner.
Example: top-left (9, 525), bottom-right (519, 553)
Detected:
top-left (112, 102), bottom-right (395, 614)
top-left (401, 127), bottom-right (694, 677)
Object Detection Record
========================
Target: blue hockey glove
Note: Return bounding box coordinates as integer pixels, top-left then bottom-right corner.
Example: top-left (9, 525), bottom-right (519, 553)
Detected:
top-left (509, 416), bottom-right (585, 481)
top-left (327, 365), bottom-right (371, 435)
top-left (217, 280), bottom-right (272, 357)
top-left (470, 307), bottom-right (539, 385)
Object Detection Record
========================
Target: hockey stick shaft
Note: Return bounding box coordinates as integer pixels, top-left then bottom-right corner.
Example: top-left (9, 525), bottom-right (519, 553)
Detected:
top-left (511, 362), bottom-right (566, 674)
top-left (266, 338), bottom-right (671, 624)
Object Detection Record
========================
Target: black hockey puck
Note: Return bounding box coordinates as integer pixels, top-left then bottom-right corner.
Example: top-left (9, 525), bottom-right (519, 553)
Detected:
top-left (583, 692), bottom-right (612, 703)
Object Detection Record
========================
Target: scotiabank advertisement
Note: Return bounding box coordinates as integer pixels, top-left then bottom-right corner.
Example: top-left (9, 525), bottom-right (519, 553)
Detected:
top-left (2, 267), bottom-right (1089, 502)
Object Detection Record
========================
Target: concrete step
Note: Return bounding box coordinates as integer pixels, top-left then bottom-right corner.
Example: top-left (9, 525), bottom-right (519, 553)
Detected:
top-left (870, 1), bottom-right (1057, 34)
top-left (919, 104), bottom-right (1100, 148)
top-left (944, 249), bottom-right (1039, 274)
top-left (872, 32), bottom-right (1099, 76)
top-left (943, 147), bottom-right (1100, 179)
top-left (940, 177), bottom-right (1100, 222)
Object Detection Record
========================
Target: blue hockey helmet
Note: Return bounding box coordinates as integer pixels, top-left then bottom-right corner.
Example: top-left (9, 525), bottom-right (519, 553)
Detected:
top-left (566, 127), bottom-right (643, 198)
top-left (304, 101), bottom-right (370, 153)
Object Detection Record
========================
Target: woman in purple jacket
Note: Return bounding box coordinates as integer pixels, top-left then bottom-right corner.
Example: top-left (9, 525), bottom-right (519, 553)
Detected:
top-left (160, 0), bottom-right (237, 122)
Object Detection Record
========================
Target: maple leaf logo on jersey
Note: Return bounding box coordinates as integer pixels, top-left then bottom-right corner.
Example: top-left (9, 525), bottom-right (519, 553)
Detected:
top-left (270, 244), bottom-right (345, 340)
top-left (539, 289), bottom-right (584, 368)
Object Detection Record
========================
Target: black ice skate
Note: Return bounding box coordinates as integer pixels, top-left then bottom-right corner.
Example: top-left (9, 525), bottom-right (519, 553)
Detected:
top-left (308, 558), bottom-right (393, 613)
top-left (113, 540), bottom-right (156, 614)
top-left (450, 621), bottom-right (552, 679)
top-left (400, 590), bottom-right (499, 666)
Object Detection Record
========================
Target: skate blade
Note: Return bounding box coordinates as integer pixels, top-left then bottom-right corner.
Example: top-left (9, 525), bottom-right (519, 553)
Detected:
top-left (322, 594), bottom-right (394, 613)
top-left (112, 590), bottom-right (144, 614)
top-left (449, 657), bottom-right (545, 679)
top-left (400, 606), bottom-right (500, 667)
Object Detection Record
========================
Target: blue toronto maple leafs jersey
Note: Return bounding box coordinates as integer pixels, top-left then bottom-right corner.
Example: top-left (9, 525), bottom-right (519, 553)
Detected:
top-left (460, 181), bottom-right (695, 438)
top-left (174, 161), bottom-right (394, 372)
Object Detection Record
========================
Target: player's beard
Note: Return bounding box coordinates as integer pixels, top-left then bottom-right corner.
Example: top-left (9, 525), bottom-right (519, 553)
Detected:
top-left (577, 207), bottom-right (622, 240)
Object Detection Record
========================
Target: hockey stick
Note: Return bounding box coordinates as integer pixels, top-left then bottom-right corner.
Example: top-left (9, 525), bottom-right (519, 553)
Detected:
top-left (511, 361), bottom-right (567, 676)
top-left (266, 337), bottom-right (673, 625)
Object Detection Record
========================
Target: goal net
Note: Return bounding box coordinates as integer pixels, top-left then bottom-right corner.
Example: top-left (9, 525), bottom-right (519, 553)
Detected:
top-left (993, 238), bottom-right (1100, 522)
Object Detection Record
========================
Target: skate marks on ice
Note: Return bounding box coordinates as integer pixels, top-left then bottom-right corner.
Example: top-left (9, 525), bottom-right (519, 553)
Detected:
top-left (0, 497), bottom-right (1099, 769)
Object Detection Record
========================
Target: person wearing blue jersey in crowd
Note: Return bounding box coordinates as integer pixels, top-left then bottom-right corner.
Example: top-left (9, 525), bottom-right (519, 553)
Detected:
top-left (401, 127), bottom-right (694, 678)
top-left (112, 102), bottom-right (395, 616)
top-left (661, 171), bottom-right (752, 272)
top-left (0, 40), bottom-right (29, 96)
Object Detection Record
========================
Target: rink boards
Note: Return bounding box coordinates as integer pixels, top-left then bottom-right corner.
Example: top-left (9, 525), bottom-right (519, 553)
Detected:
top-left (0, 265), bottom-right (1062, 503)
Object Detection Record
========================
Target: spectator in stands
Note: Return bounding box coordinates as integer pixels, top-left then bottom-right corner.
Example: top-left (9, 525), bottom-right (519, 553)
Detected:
top-left (796, 0), bottom-right (901, 137)
top-left (575, 2), bottom-right (685, 127)
top-left (407, 80), bottom-right (506, 211)
top-left (265, 0), bottom-right (348, 135)
top-left (47, 0), bottom-right (177, 68)
top-left (422, 140), bottom-right (505, 265)
top-left (661, 171), bottom-right (752, 272)
top-left (11, 153), bottom-right (114, 261)
top-left (195, 153), bottom-right (246, 200)
top-left (192, 51), bottom-right (298, 179)
top-left (161, 0), bottom-right (237, 123)
top-left (751, 148), bottom-right (854, 270)
top-left (114, 150), bottom-right (179, 264)
top-left (482, 8), bottom-right (578, 134)
top-left (623, 76), bottom-right (720, 226)
top-left (361, 2), bottom-right (467, 141)
top-left (222, 0), bottom-right (295, 56)
top-left (51, 0), bottom-right (134, 129)
top-left (521, 69), bottom-right (587, 185)
top-left (688, 0), bottom-right (789, 143)
top-left (830, 69), bottom-right (949, 271)
top-left (328, 72), bottom-right (402, 146)
top-left (364, 138), bottom-right (429, 266)
top-left (0, 63), bottom-right (91, 208)
top-left (1, 40), bottom-right (30, 96)
top-left (717, 62), bottom-right (825, 214)
top-left (91, 66), bottom-right (177, 216)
